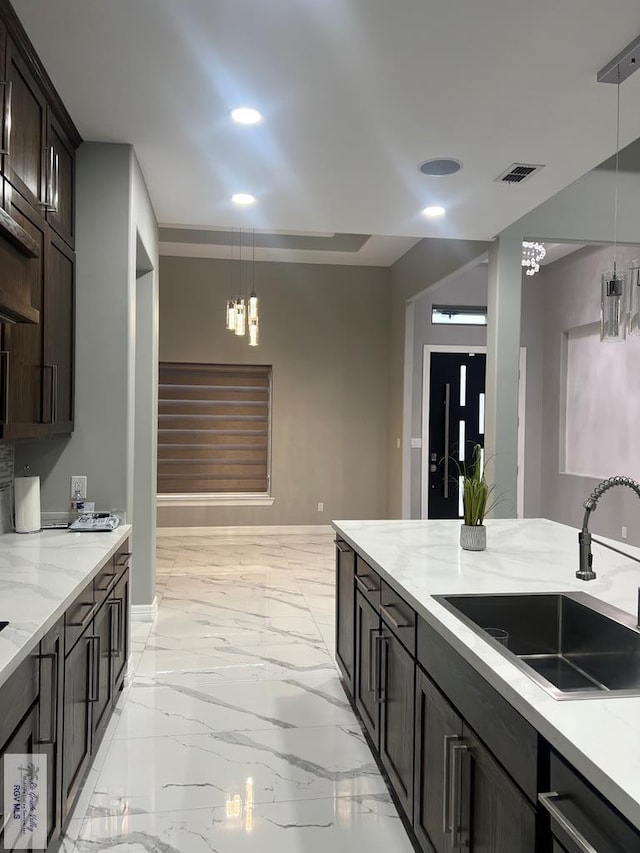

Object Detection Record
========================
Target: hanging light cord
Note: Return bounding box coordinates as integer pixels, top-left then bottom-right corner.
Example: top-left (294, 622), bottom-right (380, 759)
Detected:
top-left (613, 63), bottom-right (621, 274)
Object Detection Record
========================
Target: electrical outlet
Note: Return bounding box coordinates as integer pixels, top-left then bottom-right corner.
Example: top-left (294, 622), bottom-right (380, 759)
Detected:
top-left (622, 525), bottom-right (628, 540)
top-left (317, 502), bottom-right (324, 512)
top-left (70, 475), bottom-right (87, 500)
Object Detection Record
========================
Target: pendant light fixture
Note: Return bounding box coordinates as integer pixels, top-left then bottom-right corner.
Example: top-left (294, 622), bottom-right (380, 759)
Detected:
top-left (224, 227), bottom-right (259, 345)
top-left (600, 63), bottom-right (627, 343)
top-left (629, 259), bottom-right (640, 336)
top-left (521, 242), bottom-right (546, 276)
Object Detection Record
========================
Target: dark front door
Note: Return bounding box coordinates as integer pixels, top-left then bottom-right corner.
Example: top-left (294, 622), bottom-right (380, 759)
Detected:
top-left (428, 351), bottom-right (486, 519)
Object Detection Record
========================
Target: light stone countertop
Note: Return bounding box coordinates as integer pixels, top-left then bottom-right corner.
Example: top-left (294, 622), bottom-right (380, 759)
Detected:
top-left (332, 517), bottom-right (640, 830)
top-left (0, 525), bottom-right (131, 686)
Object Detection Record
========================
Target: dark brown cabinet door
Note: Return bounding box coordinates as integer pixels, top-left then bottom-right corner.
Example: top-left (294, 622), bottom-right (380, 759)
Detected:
top-left (45, 113), bottom-right (74, 248)
top-left (335, 540), bottom-right (355, 690)
top-left (91, 601), bottom-right (114, 747)
top-left (111, 567), bottom-right (129, 694)
top-left (62, 632), bottom-right (92, 823)
top-left (42, 232), bottom-right (74, 433)
top-left (4, 37), bottom-right (46, 211)
top-left (38, 620), bottom-right (64, 851)
top-left (461, 725), bottom-right (535, 853)
top-left (354, 591), bottom-right (380, 745)
top-left (0, 702), bottom-right (39, 852)
top-left (0, 191), bottom-right (45, 439)
top-left (413, 666), bottom-right (463, 853)
top-left (379, 628), bottom-right (415, 821)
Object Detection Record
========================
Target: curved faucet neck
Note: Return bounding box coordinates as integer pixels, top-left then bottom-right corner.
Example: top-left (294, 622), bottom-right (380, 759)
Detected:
top-left (577, 476), bottom-right (640, 581)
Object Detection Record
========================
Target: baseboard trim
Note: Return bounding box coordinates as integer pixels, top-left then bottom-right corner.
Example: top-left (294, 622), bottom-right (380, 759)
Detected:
top-left (131, 597), bottom-right (158, 622)
top-left (157, 524), bottom-right (334, 537)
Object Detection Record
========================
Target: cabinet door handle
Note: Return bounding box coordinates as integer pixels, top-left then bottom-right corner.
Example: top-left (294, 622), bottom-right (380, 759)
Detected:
top-left (36, 651), bottom-right (58, 745)
top-left (380, 603), bottom-right (411, 630)
top-left (0, 81), bottom-right (12, 156)
top-left (336, 541), bottom-right (351, 553)
top-left (68, 601), bottom-right (95, 629)
top-left (442, 734), bottom-right (459, 834)
top-left (108, 598), bottom-right (122, 656)
top-left (87, 635), bottom-right (100, 703)
top-left (42, 146), bottom-right (58, 212)
top-left (451, 742), bottom-right (471, 851)
top-left (374, 633), bottom-right (387, 704)
top-left (43, 364), bottom-right (58, 424)
top-left (538, 792), bottom-right (599, 853)
top-left (367, 626), bottom-right (378, 692)
top-left (0, 351), bottom-right (9, 426)
top-left (356, 575), bottom-right (378, 595)
top-left (115, 552), bottom-right (132, 567)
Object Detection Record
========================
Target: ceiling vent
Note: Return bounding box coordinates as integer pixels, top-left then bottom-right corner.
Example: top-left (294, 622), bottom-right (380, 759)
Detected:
top-left (495, 163), bottom-right (544, 185)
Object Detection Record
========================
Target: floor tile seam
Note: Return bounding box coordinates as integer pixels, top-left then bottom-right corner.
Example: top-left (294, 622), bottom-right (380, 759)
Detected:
top-left (75, 790), bottom-right (394, 827)
top-left (102, 721), bottom-right (364, 742)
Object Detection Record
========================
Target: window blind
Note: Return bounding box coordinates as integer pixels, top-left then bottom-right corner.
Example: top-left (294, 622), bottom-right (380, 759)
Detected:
top-left (158, 363), bottom-right (271, 494)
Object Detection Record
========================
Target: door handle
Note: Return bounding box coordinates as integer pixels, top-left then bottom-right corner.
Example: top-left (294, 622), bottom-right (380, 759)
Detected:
top-left (443, 383), bottom-right (451, 498)
top-left (374, 633), bottom-right (387, 704)
top-left (108, 598), bottom-right (123, 656)
top-left (0, 81), bottom-right (12, 156)
top-left (451, 742), bottom-right (471, 851)
top-left (538, 792), bottom-right (599, 853)
top-left (0, 351), bottom-right (9, 426)
top-left (367, 626), bottom-right (379, 692)
top-left (87, 635), bottom-right (100, 703)
top-left (442, 734), bottom-right (459, 835)
top-left (36, 651), bottom-right (58, 745)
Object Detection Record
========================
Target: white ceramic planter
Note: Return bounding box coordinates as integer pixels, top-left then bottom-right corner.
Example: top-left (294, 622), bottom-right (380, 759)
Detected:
top-left (460, 524), bottom-right (486, 551)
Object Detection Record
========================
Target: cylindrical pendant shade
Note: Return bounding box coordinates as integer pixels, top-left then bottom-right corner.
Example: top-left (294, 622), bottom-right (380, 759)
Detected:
top-left (248, 292), bottom-right (259, 322)
top-left (249, 317), bottom-right (259, 347)
top-left (628, 262), bottom-right (640, 336)
top-left (235, 298), bottom-right (246, 336)
top-left (600, 270), bottom-right (627, 342)
top-left (226, 299), bottom-right (236, 331)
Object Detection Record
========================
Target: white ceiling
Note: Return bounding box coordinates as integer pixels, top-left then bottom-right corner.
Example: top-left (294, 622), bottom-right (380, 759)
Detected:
top-left (11, 0), bottom-right (640, 251)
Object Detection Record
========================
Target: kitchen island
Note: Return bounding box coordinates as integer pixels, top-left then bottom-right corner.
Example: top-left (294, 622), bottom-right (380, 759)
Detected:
top-left (333, 517), bottom-right (640, 852)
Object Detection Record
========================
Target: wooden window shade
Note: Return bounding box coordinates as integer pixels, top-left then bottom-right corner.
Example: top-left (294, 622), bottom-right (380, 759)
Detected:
top-left (158, 363), bottom-right (271, 494)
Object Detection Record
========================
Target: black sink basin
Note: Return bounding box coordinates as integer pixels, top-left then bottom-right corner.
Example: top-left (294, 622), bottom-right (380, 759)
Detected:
top-left (435, 592), bottom-right (640, 699)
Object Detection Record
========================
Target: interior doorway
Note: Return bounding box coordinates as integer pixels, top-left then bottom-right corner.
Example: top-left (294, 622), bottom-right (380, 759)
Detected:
top-left (421, 345), bottom-right (526, 519)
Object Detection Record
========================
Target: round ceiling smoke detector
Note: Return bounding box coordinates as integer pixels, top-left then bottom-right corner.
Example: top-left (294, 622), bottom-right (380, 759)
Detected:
top-left (419, 158), bottom-right (462, 177)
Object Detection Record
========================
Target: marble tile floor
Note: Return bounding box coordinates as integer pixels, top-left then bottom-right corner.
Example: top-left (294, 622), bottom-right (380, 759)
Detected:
top-left (60, 532), bottom-right (413, 852)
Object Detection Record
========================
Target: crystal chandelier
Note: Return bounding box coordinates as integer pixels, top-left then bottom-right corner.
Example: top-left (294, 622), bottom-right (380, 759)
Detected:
top-left (225, 229), bottom-right (259, 345)
top-left (521, 242), bottom-right (546, 276)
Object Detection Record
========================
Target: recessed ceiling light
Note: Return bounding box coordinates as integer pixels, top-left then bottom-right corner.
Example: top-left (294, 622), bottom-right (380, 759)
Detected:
top-left (230, 107), bottom-right (263, 125)
top-left (419, 158), bottom-right (462, 177)
top-left (422, 205), bottom-right (445, 218)
top-left (232, 193), bottom-right (256, 206)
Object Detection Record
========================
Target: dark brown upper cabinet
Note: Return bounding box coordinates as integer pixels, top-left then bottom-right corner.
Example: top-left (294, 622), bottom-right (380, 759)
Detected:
top-left (45, 113), bottom-right (75, 248)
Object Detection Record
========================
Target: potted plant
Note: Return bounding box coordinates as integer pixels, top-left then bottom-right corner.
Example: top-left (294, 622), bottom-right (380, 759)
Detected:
top-left (459, 444), bottom-right (497, 551)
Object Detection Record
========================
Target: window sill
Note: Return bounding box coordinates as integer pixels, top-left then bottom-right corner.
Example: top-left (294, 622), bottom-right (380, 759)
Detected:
top-left (157, 493), bottom-right (275, 508)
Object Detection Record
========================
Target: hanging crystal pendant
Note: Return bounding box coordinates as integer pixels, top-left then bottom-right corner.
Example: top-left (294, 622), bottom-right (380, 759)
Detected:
top-left (248, 316), bottom-right (259, 347)
top-left (226, 299), bottom-right (236, 331)
top-left (248, 291), bottom-right (259, 322)
top-left (234, 298), bottom-right (246, 336)
top-left (628, 261), bottom-right (640, 336)
top-left (600, 268), bottom-right (627, 342)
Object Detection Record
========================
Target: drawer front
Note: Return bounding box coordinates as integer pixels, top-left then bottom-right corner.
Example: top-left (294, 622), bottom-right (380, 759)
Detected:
top-left (381, 580), bottom-right (416, 654)
top-left (545, 751), bottom-right (640, 853)
top-left (0, 651), bottom-right (38, 748)
top-left (93, 560), bottom-right (118, 609)
top-left (355, 555), bottom-right (381, 610)
top-left (113, 539), bottom-right (131, 580)
top-left (64, 582), bottom-right (95, 654)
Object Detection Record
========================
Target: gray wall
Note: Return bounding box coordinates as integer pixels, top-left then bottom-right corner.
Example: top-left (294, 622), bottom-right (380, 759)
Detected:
top-left (408, 264), bottom-right (544, 520)
top-left (158, 256), bottom-right (390, 527)
top-left (387, 238), bottom-right (490, 518)
top-left (538, 244), bottom-right (640, 545)
top-left (16, 143), bottom-right (159, 606)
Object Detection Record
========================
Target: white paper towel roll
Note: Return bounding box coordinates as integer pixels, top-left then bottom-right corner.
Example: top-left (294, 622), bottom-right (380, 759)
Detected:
top-left (14, 476), bottom-right (41, 533)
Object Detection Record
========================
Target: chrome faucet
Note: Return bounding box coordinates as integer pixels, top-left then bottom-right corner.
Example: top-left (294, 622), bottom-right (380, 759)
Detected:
top-left (576, 476), bottom-right (640, 628)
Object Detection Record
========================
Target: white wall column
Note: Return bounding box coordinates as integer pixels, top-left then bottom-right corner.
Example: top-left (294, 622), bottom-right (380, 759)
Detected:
top-left (485, 229), bottom-right (523, 517)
